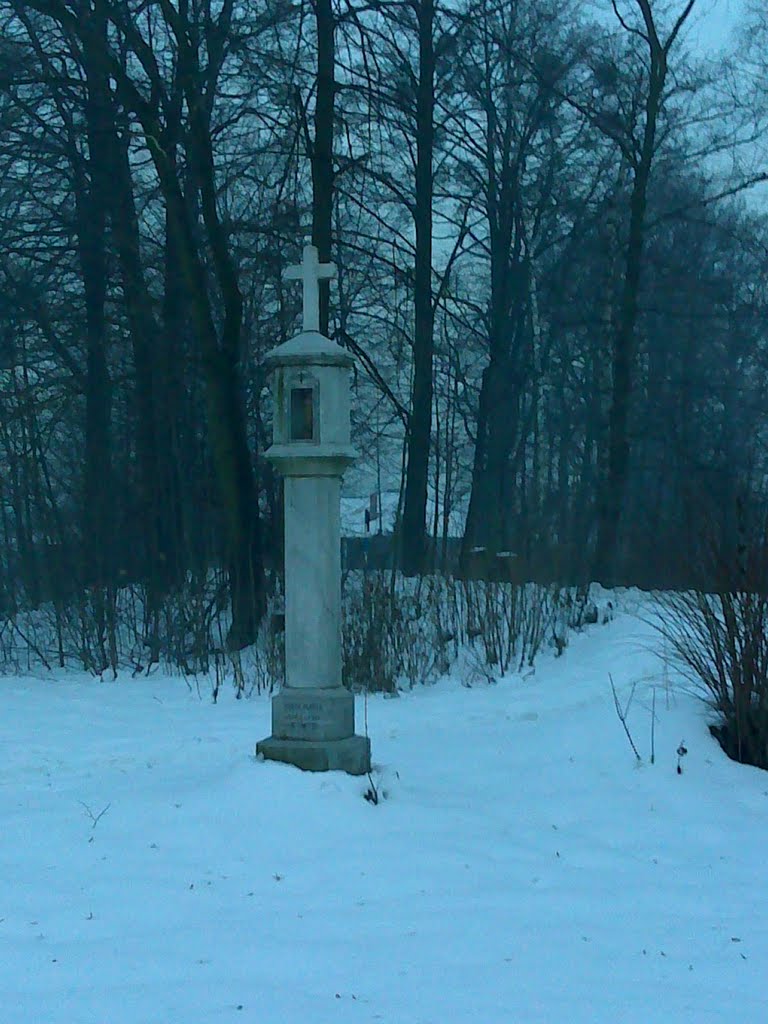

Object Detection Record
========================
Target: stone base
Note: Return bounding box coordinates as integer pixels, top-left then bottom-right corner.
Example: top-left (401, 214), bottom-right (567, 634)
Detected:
top-left (256, 734), bottom-right (371, 775)
top-left (257, 686), bottom-right (371, 775)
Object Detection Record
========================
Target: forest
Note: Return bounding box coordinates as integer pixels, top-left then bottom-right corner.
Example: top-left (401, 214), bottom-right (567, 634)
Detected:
top-left (0, 0), bottom-right (767, 661)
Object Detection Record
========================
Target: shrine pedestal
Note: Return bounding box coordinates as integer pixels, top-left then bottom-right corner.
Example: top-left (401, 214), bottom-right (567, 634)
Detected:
top-left (257, 684), bottom-right (370, 773)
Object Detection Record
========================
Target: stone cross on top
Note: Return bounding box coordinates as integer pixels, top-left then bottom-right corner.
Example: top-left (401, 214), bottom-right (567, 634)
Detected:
top-left (284, 239), bottom-right (336, 333)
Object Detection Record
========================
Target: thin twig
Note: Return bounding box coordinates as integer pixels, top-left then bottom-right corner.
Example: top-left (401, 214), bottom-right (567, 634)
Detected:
top-left (79, 801), bottom-right (111, 830)
top-left (650, 687), bottom-right (656, 765)
top-left (364, 771), bottom-right (379, 805)
top-left (610, 674), bottom-right (642, 762)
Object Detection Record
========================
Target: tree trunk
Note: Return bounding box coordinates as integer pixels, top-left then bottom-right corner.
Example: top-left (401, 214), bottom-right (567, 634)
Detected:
top-left (593, 71), bottom-right (661, 584)
top-left (401, 0), bottom-right (435, 576)
top-left (173, 19), bottom-right (267, 645)
top-left (78, 8), bottom-right (113, 598)
top-left (76, 4), bottom-right (117, 670)
top-left (592, 0), bottom-right (698, 582)
top-left (462, 347), bottom-right (520, 563)
top-left (110, 124), bottom-right (182, 600)
top-left (462, 218), bottom-right (528, 567)
top-left (313, 0), bottom-right (335, 336)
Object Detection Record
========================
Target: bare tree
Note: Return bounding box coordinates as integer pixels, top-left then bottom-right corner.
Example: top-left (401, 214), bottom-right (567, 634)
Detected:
top-left (450, 0), bottom-right (580, 568)
top-left (592, 0), bottom-right (697, 583)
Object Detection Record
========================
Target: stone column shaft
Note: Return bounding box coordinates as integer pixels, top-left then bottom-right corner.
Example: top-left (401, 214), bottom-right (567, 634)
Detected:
top-left (284, 474), bottom-right (342, 690)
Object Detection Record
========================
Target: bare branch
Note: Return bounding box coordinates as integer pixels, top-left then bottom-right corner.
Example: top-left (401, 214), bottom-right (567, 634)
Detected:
top-left (610, 674), bottom-right (642, 762)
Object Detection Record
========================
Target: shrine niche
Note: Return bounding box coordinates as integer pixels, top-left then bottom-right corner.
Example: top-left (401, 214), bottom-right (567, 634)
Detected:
top-left (288, 377), bottom-right (317, 443)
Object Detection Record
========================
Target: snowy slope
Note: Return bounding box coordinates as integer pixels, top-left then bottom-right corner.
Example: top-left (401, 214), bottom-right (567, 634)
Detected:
top-left (1, 600), bottom-right (766, 1024)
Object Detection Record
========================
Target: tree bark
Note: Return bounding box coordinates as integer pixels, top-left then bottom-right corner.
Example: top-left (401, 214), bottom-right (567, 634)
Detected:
top-left (593, 0), bottom-right (696, 583)
top-left (110, 123), bottom-right (182, 599)
top-left (78, 5), bottom-right (113, 596)
top-left (313, 0), bottom-right (335, 336)
top-left (401, 0), bottom-right (435, 576)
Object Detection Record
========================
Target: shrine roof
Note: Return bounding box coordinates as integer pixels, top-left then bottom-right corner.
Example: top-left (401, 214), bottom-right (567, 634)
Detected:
top-left (263, 331), bottom-right (354, 369)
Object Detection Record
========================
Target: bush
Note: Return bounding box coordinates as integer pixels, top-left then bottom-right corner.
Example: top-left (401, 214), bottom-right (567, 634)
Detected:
top-left (653, 517), bottom-right (768, 770)
top-left (342, 571), bottom-right (592, 692)
top-left (341, 572), bottom-right (442, 693)
top-left (0, 567), bottom-right (593, 700)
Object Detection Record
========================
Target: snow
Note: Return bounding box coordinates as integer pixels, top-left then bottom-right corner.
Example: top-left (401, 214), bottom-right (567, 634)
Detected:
top-left (2, 598), bottom-right (767, 1023)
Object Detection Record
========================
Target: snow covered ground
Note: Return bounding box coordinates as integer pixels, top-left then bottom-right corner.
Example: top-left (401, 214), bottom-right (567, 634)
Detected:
top-left (1, 597), bottom-right (766, 1024)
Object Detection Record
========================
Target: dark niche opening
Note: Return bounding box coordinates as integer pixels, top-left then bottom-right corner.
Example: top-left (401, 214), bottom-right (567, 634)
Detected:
top-left (290, 386), bottom-right (315, 441)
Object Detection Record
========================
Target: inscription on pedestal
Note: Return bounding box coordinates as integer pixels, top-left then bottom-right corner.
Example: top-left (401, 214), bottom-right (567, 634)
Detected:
top-left (272, 688), bottom-right (354, 742)
top-left (283, 698), bottom-right (326, 729)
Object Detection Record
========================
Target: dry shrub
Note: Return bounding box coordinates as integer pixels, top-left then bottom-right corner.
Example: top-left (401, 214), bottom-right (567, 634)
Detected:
top-left (342, 571), bottom-right (593, 692)
top-left (341, 572), bottom-right (439, 693)
top-left (653, 508), bottom-right (768, 770)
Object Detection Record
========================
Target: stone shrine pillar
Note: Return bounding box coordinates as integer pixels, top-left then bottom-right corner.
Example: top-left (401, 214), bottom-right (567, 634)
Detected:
top-left (256, 242), bottom-right (371, 775)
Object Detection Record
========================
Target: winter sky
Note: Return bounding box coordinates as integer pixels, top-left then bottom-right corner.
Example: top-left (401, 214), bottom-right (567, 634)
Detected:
top-left (688, 0), bottom-right (743, 53)
top-left (593, 0), bottom-right (745, 54)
